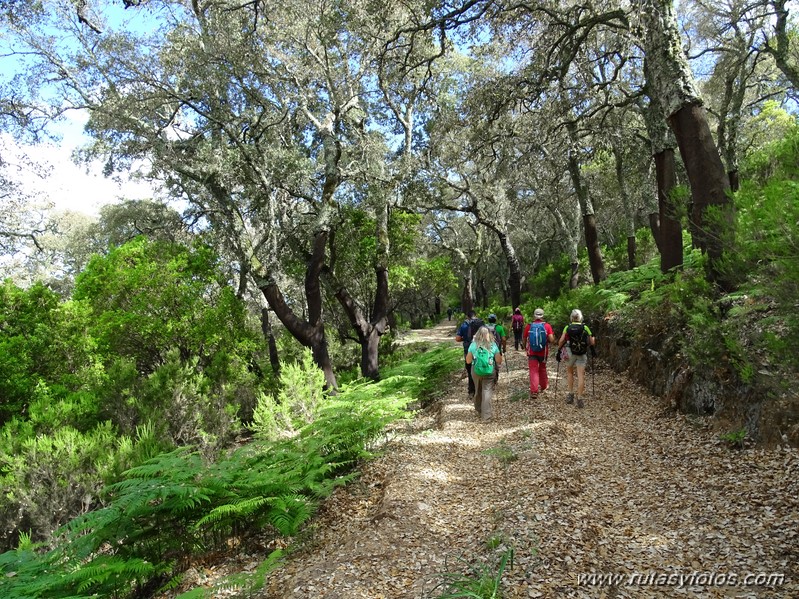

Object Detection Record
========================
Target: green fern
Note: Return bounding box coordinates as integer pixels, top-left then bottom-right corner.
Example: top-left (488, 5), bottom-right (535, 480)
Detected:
top-left (0, 342), bottom-right (460, 599)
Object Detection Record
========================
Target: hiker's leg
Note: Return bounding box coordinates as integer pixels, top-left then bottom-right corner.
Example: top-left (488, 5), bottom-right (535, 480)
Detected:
top-left (465, 358), bottom-right (475, 396)
top-left (576, 364), bottom-right (586, 397)
top-left (473, 374), bottom-right (483, 413)
top-left (482, 375), bottom-right (495, 419)
top-left (566, 364), bottom-right (575, 392)
top-left (528, 357), bottom-right (540, 394)
top-left (539, 358), bottom-right (549, 391)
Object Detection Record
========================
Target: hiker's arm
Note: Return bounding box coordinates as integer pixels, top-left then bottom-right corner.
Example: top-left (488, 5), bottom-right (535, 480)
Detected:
top-left (495, 352), bottom-right (503, 365)
top-left (557, 332), bottom-right (567, 350)
top-left (455, 334), bottom-right (463, 342)
top-left (465, 351), bottom-right (473, 364)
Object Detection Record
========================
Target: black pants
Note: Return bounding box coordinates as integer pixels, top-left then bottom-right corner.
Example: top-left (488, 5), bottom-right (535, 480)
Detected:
top-left (513, 329), bottom-right (523, 350)
top-left (465, 359), bottom-right (475, 394)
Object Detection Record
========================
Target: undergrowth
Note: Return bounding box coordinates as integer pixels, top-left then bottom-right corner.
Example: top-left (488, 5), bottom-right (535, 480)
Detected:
top-left (0, 346), bottom-right (461, 599)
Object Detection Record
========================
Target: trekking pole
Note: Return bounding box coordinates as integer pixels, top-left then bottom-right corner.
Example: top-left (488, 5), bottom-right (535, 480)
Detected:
top-left (554, 349), bottom-right (560, 392)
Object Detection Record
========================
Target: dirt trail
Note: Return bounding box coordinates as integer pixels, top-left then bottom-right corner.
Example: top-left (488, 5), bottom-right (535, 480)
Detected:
top-left (261, 319), bottom-right (799, 598)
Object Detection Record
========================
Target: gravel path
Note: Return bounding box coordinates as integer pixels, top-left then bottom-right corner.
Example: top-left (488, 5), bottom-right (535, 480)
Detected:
top-left (260, 319), bottom-right (798, 598)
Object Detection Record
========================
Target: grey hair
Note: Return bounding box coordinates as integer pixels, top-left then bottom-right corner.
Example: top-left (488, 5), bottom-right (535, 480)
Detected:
top-left (570, 309), bottom-right (583, 323)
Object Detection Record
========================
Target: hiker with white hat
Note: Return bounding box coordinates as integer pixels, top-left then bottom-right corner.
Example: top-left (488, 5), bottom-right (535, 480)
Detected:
top-left (522, 307), bottom-right (556, 399)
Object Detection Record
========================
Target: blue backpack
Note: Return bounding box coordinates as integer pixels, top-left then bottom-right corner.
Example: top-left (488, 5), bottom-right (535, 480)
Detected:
top-left (528, 322), bottom-right (547, 352)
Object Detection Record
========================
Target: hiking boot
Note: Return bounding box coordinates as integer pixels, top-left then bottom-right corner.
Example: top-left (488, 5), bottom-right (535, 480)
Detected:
top-left (576, 397), bottom-right (584, 409)
top-left (565, 392), bottom-right (574, 404)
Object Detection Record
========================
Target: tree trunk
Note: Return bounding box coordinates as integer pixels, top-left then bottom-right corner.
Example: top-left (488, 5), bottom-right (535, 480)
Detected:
top-left (334, 283), bottom-right (382, 380)
top-left (627, 236), bottom-right (636, 270)
top-left (260, 278), bottom-right (338, 390)
top-left (496, 229), bottom-right (522, 309)
top-left (567, 122), bottom-right (606, 284)
top-left (728, 170), bottom-right (739, 192)
top-left (461, 270), bottom-right (474, 314)
top-left (260, 308), bottom-right (281, 375)
top-left (763, 0), bottom-right (799, 90)
top-left (668, 104), bottom-right (733, 288)
top-left (330, 201), bottom-right (390, 381)
top-left (549, 205), bottom-right (581, 289)
top-left (648, 211), bottom-right (661, 253)
top-left (654, 149), bottom-right (683, 272)
top-left (258, 225), bottom-right (338, 390)
top-left (478, 278), bottom-right (488, 308)
top-left (434, 296), bottom-right (441, 316)
top-left (641, 0), bottom-right (733, 288)
top-left (612, 134), bottom-right (637, 270)
top-left (569, 261), bottom-right (580, 289)
top-left (583, 213), bottom-right (606, 284)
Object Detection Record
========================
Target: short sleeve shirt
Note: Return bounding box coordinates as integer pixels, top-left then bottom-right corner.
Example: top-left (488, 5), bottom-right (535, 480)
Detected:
top-left (561, 323), bottom-right (593, 347)
top-left (523, 320), bottom-right (555, 357)
top-left (457, 320), bottom-right (472, 351)
top-left (467, 341), bottom-right (500, 359)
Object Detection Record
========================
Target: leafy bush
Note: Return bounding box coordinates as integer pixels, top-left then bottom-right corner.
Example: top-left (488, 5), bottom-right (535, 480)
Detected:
top-left (251, 350), bottom-right (327, 440)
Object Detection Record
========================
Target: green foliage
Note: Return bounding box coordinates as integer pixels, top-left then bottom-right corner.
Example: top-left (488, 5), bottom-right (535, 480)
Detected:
top-left (528, 254), bottom-right (571, 299)
top-left (0, 423), bottom-right (122, 541)
top-left (742, 104), bottom-right (799, 181)
top-left (0, 342), bottom-right (460, 598)
top-left (251, 350), bottom-right (328, 440)
top-left (719, 428), bottom-right (747, 449)
top-left (392, 256), bottom-right (458, 327)
top-left (73, 238), bottom-right (259, 377)
top-left (428, 546), bottom-right (515, 598)
top-left (0, 280), bottom-right (62, 423)
top-left (481, 444), bottom-right (518, 468)
top-left (602, 227), bottom-right (660, 273)
top-left (0, 238), bottom-right (267, 552)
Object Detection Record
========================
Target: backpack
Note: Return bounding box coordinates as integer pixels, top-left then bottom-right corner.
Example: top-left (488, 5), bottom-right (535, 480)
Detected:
top-left (511, 313), bottom-right (524, 332)
top-left (528, 321), bottom-right (547, 353)
top-left (465, 317), bottom-right (484, 344)
top-left (486, 323), bottom-right (502, 348)
top-left (567, 323), bottom-right (589, 355)
top-left (473, 346), bottom-right (495, 376)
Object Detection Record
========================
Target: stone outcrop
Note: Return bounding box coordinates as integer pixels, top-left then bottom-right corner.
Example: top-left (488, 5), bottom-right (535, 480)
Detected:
top-left (592, 312), bottom-right (799, 447)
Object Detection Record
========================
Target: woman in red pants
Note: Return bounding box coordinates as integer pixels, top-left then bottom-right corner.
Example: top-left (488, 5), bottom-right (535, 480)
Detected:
top-left (522, 308), bottom-right (556, 398)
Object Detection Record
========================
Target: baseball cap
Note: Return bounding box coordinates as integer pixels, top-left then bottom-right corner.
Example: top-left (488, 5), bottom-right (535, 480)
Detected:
top-left (534, 308), bottom-right (544, 319)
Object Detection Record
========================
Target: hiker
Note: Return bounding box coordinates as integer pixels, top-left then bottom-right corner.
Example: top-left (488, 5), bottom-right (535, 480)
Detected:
top-left (511, 307), bottom-right (525, 350)
top-left (447, 307), bottom-right (453, 321)
top-left (465, 326), bottom-right (503, 420)
top-left (455, 310), bottom-right (484, 398)
top-left (486, 313), bottom-right (507, 382)
top-left (556, 308), bottom-right (596, 408)
top-left (522, 308), bottom-right (555, 398)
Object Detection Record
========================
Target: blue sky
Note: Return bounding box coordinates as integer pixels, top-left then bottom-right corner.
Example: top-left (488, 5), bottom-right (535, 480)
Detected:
top-left (0, 2), bottom-right (166, 217)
